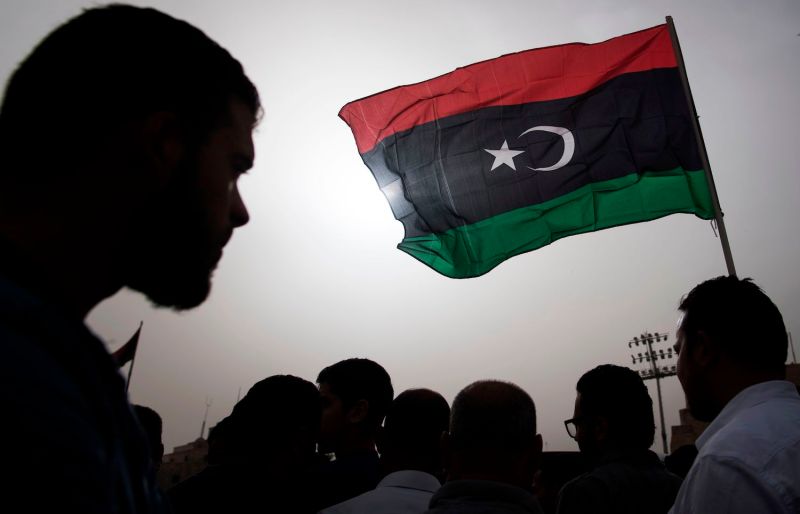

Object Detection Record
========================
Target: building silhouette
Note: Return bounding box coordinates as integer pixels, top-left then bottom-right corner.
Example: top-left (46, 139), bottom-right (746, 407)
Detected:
top-left (158, 438), bottom-right (209, 489)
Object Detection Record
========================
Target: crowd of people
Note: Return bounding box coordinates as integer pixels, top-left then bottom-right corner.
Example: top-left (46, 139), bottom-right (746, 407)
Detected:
top-left (1, 4), bottom-right (798, 513)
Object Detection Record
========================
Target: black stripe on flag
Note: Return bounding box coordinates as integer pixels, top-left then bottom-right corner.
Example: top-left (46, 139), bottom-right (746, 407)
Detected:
top-left (361, 68), bottom-right (700, 238)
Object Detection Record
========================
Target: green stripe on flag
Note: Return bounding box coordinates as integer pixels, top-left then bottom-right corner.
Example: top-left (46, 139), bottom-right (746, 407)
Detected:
top-left (398, 168), bottom-right (714, 278)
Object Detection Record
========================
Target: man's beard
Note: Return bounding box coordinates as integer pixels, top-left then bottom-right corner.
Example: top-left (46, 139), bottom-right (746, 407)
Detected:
top-left (123, 159), bottom-right (221, 311)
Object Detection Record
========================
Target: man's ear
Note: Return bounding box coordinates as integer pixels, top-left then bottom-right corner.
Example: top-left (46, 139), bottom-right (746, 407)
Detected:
top-left (519, 432), bottom-right (544, 483)
top-left (530, 433), bottom-right (543, 472)
top-left (375, 425), bottom-right (386, 455)
top-left (691, 330), bottom-right (719, 368)
top-left (140, 111), bottom-right (184, 186)
top-left (346, 399), bottom-right (369, 425)
top-left (593, 416), bottom-right (609, 443)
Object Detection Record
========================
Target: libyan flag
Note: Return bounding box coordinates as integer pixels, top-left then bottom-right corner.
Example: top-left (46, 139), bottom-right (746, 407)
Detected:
top-left (112, 323), bottom-right (142, 368)
top-left (339, 24), bottom-right (714, 278)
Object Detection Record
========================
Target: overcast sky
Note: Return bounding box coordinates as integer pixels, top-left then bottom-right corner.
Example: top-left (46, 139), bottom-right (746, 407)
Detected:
top-left (1, 0), bottom-right (798, 454)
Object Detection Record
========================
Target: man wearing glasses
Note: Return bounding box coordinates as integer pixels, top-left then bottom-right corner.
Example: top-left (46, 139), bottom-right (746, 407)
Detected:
top-left (557, 365), bottom-right (681, 514)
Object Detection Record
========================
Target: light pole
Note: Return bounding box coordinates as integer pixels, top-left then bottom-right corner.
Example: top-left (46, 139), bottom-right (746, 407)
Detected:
top-left (628, 331), bottom-right (677, 455)
top-left (200, 396), bottom-right (212, 440)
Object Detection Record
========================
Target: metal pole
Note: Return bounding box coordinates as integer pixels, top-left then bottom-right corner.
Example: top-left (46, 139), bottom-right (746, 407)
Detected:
top-left (666, 16), bottom-right (737, 277)
top-left (125, 354), bottom-right (136, 393)
top-left (124, 322), bottom-right (143, 394)
top-left (200, 397), bottom-right (212, 439)
top-left (646, 334), bottom-right (669, 454)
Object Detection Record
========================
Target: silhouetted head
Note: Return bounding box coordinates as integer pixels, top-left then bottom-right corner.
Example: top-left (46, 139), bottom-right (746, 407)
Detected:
top-left (676, 276), bottom-right (787, 421)
top-left (316, 358), bottom-right (393, 455)
top-left (133, 404), bottom-right (164, 473)
top-left (0, 5), bottom-right (260, 311)
top-left (207, 416), bottom-right (232, 466)
top-left (445, 380), bottom-right (542, 489)
top-left (569, 364), bottom-right (655, 462)
top-left (378, 388), bottom-right (450, 477)
top-left (227, 375), bottom-right (321, 473)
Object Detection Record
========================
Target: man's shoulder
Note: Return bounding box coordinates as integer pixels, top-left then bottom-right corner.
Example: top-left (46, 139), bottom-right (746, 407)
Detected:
top-left (560, 470), bottom-right (608, 496)
top-left (702, 389), bottom-right (800, 468)
top-left (558, 454), bottom-right (682, 514)
top-left (428, 480), bottom-right (543, 514)
top-left (320, 488), bottom-right (431, 514)
top-left (0, 302), bottom-right (166, 513)
top-left (0, 321), bottom-right (94, 428)
top-left (678, 390), bottom-right (800, 514)
top-left (565, 453), bottom-right (680, 489)
top-left (320, 471), bottom-right (438, 514)
top-left (0, 310), bottom-right (117, 464)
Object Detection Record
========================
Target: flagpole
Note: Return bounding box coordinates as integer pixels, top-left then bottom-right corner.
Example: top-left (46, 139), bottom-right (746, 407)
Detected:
top-left (666, 16), bottom-right (737, 277)
top-left (125, 321), bottom-right (143, 393)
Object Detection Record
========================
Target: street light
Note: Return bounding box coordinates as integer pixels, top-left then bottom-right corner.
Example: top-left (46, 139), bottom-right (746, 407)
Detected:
top-left (628, 331), bottom-right (677, 455)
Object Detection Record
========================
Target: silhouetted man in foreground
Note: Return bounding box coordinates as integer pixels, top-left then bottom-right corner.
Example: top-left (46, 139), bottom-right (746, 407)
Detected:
top-left (169, 375), bottom-right (321, 514)
top-left (670, 276), bottom-right (800, 513)
top-left (558, 365), bottom-right (681, 514)
top-left (0, 5), bottom-right (258, 512)
top-left (315, 358), bottom-right (394, 509)
top-left (425, 380), bottom-right (544, 514)
top-left (321, 388), bottom-right (450, 514)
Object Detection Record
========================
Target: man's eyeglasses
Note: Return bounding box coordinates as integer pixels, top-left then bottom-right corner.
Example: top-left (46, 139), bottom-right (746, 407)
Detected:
top-left (564, 417), bottom-right (583, 439)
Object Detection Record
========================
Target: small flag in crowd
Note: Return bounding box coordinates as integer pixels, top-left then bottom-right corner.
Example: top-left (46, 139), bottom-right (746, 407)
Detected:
top-left (113, 322), bottom-right (142, 368)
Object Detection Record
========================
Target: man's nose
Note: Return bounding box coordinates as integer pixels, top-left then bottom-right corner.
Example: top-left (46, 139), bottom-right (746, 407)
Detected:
top-left (231, 185), bottom-right (250, 228)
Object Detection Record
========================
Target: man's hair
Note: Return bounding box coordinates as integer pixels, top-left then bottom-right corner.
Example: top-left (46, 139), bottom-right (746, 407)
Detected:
top-left (0, 4), bottom-right (260, 183)
top-left (449, 380), bottom-right (537, 463)
top-left (207, 416), bottom-right (232, 466)
top-left (680, 276), bottom-right (787, 374)
top-left (133, 404), bottom-right (164, 467)
top-left (317, 358), bottom-right (393, 430)
top-left (228, 375), bottom-right (321, 457)
top-left (383, 388), bottom-right (450, 462)
top-left (576, 364), bottom-right (655, 450)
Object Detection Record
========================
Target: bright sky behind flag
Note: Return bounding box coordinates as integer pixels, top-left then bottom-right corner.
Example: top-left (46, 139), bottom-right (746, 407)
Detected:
top-left (1, 0), bottom-right (798, 454)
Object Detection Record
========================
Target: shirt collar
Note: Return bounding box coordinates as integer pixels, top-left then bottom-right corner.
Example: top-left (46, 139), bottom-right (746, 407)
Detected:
top-left (696, 380), bottom-right (799, 449)
top-left (595, 448), bottom-right (662, 467)
top-left (377, 470), bottom-right (440, 492)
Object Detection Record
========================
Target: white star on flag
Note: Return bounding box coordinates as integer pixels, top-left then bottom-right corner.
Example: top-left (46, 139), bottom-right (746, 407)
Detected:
top-left (484, 140), bottom-right (525, 171)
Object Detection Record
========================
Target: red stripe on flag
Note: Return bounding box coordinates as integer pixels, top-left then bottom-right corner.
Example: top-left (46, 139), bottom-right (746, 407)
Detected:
top-left (340, 24), bottom-right (676, 154)
top-left (113, 324), bottom-right (141, 367)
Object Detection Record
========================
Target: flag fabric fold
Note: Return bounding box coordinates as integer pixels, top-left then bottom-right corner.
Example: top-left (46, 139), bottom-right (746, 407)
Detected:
top-left (340, 24), bottom-right (714, 278)
top-left (113, 323), bottom-right (142, 368)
